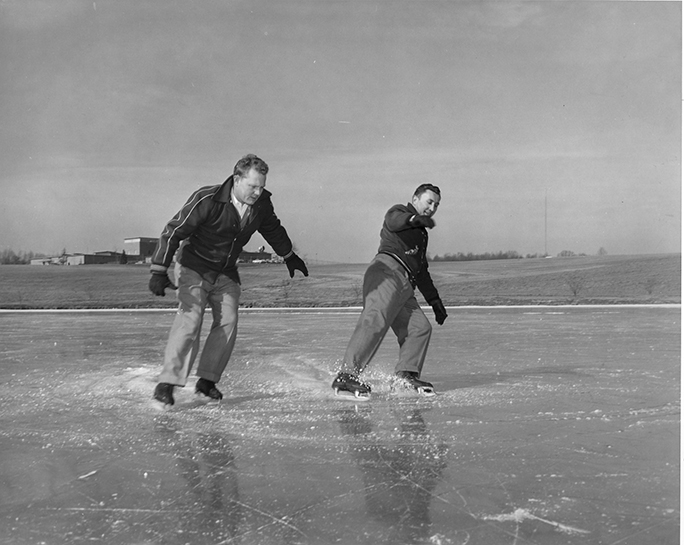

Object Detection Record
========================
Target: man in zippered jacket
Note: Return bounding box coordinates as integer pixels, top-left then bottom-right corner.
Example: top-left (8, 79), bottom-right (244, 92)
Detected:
top-left (332, 184), bottom-right (447, 398)
top-left (148, 154), bottom-right (308, 406)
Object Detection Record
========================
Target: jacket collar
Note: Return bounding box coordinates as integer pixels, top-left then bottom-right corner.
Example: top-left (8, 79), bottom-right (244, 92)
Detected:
top-left (214, 175), bottom-right (272, 204)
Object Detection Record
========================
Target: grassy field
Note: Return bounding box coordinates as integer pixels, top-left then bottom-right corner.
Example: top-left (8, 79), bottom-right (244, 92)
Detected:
top-left (0, 253), bottom-right (679, 309)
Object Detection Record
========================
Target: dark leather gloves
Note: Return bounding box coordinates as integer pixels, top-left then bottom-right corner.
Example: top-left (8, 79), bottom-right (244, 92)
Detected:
top-left (430, 298), bottom-right (448, 325)
top-left (285, 253), bottom-right (309, 278)
top-left (148, 271), bottom-right (177, 296)
top-left (410, 215), bottom-right (435, 229)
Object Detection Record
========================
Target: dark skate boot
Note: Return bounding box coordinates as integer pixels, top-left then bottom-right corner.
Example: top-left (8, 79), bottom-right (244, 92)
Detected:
top-left (195, 378), bottom-right (223, 401)
top-left (153, 383), bottom-right (175, 406)
top-left (332, 372), bottom-right (371, 400)
top-left (394, 371), bottom-right (436, 396)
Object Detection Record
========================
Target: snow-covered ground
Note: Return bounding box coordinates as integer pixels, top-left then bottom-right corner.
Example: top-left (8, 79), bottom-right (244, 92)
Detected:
top-left (0, 306), bottom-right (679, 544)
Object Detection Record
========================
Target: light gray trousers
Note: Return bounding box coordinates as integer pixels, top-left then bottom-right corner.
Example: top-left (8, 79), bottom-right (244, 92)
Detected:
top-left (158, 264), bottom-right (240, 386)
top-left (341, 254), bottom-right (432, 377)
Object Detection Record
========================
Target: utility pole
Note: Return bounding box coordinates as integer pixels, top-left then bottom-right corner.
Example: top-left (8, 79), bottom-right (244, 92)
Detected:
top-left (544, 190), bottom-right (548, 257)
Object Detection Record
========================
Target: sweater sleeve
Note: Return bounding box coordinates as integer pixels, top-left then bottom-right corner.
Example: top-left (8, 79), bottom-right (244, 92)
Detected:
top-left (416, 265), bottom-right (440, 304)
top-left (150, 188), bottom-right (215, 272)
top-left (384, 205), bottom-right (414, 232)
top-left (256, 200), bottom-right (294, 258)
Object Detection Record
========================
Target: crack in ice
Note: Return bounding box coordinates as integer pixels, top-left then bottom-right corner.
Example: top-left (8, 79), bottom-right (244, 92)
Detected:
top-left (482, 507), bottom-right (590, 535)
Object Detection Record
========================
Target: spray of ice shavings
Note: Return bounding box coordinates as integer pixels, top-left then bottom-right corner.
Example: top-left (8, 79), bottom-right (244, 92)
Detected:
top-left (482, 508), bottom-right (590, 535)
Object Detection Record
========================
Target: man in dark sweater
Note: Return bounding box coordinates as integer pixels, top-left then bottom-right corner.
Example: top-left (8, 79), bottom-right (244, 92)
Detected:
top-left (333, 184), bottom-right (448, 398)
top-left (148, 154), bottom-right (308, 406)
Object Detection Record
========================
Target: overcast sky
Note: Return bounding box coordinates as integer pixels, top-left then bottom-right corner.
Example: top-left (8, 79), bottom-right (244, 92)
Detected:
top-left (1, 0), bottom-right (680, 263)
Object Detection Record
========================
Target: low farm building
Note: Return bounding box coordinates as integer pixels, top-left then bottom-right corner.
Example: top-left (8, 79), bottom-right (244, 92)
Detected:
top-left (31, 238), bottom-right (274, 265)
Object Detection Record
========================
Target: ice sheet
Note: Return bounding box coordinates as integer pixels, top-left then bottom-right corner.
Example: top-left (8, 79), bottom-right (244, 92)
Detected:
top-left (0, 307), bottom-right (679, 544)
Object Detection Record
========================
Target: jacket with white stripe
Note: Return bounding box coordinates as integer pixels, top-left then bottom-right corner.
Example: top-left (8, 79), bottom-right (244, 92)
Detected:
top-left (150, 176), bottom-right (293, 284)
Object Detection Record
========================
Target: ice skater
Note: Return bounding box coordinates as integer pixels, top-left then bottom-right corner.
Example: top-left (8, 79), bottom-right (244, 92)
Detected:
top-left (148, 154), bottom-right (308, 406)
top-left (333, 184), bottom-right (448, 399)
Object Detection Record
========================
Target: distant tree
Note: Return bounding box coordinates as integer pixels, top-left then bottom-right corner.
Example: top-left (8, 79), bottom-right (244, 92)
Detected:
top-left (349, 281), bottom-right (362, 304)
top-left (557, 250), bottom-right (576, 257)
top-left (565, 274), bottom-right (585, 298)
top-left (597, 247), bottom-right (608, 256)
top-left (0, 249), bottom-right (48, 264)
top-left (431, 250), bottom-right (522, 262)
top-left (120, 250), bottom-right (128, 265)
top-left (0, 249), bottom-right (19, 264)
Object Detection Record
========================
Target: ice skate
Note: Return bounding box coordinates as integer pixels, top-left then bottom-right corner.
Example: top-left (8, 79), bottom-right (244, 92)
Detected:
top-left (195, 378), bottom-right (223, 401)
top-left (394, 371), bottom-right (436, 397)
top-left (332, 372), bottom-right (371, 400)
top-left (153, 383), bottom-right (175, 407)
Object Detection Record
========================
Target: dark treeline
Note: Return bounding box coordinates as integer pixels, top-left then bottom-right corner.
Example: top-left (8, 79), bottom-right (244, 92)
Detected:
top-left (0, 249), bottom-right (46, 264)
top-left (431, 250), bottom-right (525, 262)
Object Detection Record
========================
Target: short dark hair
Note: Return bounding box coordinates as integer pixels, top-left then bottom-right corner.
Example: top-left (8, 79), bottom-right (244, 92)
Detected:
top-left (414, 183), bottom-right (441, 198)
top-left (233, 154), bottom-right (269, 178)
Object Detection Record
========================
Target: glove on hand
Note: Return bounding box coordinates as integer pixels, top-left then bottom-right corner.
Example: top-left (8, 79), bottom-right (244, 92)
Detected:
top-left (285, 253), bottom-right (309, 278)
top-left (410, 215), bottom-right (435, 229)
top-left (430, 298), bottom-right (448, 325)
top-left (149, 272), bottom-right (177, 296)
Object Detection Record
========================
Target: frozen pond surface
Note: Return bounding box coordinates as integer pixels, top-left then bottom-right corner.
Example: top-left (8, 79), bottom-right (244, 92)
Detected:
top-left (0, 307), bottom-right (679, 544)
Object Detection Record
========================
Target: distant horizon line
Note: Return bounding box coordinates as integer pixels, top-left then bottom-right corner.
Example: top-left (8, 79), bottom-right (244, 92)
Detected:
top-left (1, 248), bottom-right (680, 266)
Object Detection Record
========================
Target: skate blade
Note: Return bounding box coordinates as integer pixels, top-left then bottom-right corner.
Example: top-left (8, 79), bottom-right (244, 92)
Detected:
top-left (417, 387), bottom-right (437, 397)
top-left (334, 388), bottom-right (370, 401)
top-left (391, 384), bottom-right (437, 397)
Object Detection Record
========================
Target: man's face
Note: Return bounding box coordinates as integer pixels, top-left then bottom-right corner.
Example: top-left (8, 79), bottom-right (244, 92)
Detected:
top-left (233, 168), bottom-right (266, 205)
top-left (412, 190), bottom-right (441, 217)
